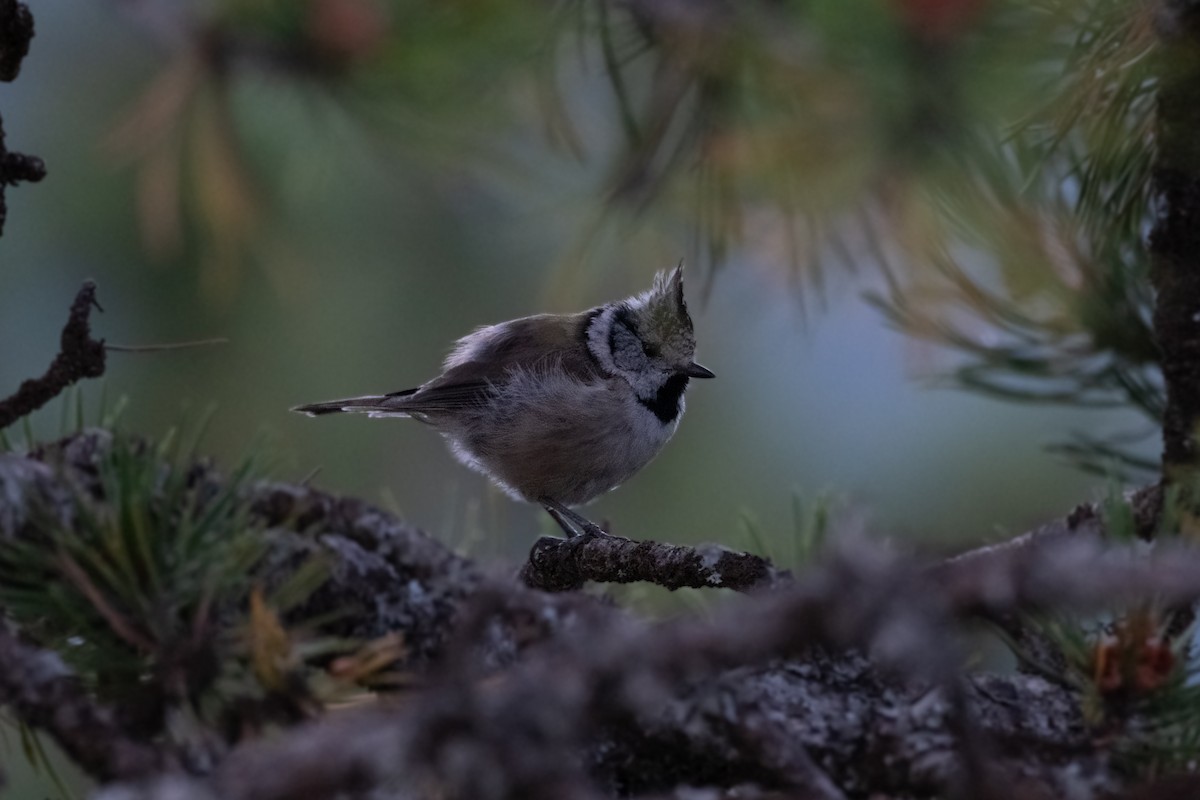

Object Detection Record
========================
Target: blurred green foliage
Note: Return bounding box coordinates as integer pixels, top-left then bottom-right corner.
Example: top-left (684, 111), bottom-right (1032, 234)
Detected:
top-left (0, 0), bottom-right (1162, 559)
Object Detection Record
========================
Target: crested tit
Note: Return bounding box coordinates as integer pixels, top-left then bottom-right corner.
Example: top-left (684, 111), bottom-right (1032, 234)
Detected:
top-left (293, 263), bottom-right (713, 537)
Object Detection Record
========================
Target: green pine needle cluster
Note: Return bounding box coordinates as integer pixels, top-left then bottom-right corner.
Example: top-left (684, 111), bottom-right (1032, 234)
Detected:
top-left (1003, 483), bottom-right (1200, 778)
top-left (0, 425), bottom-right (347, 742)
top-left (866, 0), bottom-right (1162, 477)
top-left (1120, 661), bottom-right (1200, 779)
top-left (1018, 604), bottom-right (1200, 780)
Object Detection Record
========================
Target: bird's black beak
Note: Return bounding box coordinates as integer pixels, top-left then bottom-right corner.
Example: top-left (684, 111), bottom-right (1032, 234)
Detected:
top-left (685, 362), bottom-right (715, 379)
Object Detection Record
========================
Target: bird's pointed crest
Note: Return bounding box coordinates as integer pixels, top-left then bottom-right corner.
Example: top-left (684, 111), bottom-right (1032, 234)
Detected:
top-left (652, 260), bottom-right (687, 311)
top-left (644, 260), bottom-right (691, 334)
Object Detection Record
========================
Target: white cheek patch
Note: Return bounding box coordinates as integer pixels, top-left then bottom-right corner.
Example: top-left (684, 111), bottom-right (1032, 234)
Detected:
top-left (586, 308), bottom-right (618, 374)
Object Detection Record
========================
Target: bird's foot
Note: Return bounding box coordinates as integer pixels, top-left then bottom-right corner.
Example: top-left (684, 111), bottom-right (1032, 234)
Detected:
top-left (574, 518), bottom-right (611, 539)
top-left (540, 498), bottom-right (613, 540)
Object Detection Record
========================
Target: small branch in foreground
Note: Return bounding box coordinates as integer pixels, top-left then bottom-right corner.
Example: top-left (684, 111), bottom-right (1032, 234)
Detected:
top-left (0, 622), bottom-right (163, 781)
top-left (520, 533), bottom-right (793, 593)
top-left (0, 280), bottom-right (106, 430)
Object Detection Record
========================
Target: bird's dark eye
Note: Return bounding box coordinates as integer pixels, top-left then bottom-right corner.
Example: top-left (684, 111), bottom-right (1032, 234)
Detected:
top-left (642, 342), bottom-right (660, 358)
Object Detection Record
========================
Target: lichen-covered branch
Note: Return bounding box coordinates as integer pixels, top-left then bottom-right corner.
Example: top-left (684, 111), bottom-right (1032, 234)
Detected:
top-left (520, 532), bottom-right (792, 593)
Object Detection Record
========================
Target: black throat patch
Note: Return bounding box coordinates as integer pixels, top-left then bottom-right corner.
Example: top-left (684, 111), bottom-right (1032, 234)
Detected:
top-left (639, 373), bottom-right (689, 424)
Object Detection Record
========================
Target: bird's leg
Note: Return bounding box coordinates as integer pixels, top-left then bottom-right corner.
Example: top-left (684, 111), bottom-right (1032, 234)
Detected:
top-left (540, 498), bottom-right (611, 539)
top-left (543, 504), bottom-right (580, 538)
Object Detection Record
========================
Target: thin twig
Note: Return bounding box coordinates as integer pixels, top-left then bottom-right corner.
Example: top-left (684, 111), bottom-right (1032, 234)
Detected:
top-left (106, 337), bottom-right (228, 353)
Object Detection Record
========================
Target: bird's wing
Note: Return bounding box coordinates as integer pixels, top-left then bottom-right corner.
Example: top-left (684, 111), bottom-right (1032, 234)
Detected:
top-left (380, 382), bottom-right (494, 414)
top-left (293, 384), bottom-right (495, 417)
top-left (388, 312), bottom-right (605, 414)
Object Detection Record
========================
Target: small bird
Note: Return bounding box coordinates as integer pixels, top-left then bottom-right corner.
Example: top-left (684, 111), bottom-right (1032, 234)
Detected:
top-left (292, 263), bottom-right (713, 538)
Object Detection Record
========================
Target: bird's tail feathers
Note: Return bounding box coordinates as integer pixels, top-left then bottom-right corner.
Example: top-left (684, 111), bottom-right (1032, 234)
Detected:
top-left (291, 395), bottom-right (412, 418)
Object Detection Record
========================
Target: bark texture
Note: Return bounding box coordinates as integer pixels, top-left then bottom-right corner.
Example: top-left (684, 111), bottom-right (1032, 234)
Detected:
top-left (1150, 1), bottom-right (1200, 474)
top-left (521, 532), bottom-right (792, 593)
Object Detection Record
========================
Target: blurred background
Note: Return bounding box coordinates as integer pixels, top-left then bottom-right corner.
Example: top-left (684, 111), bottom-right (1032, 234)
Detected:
top-left (0, 0), bottom-right (1158, 568)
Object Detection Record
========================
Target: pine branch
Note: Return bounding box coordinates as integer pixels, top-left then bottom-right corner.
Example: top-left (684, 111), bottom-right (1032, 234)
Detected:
top-left (2, 431), bottom-right (1192, 799)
